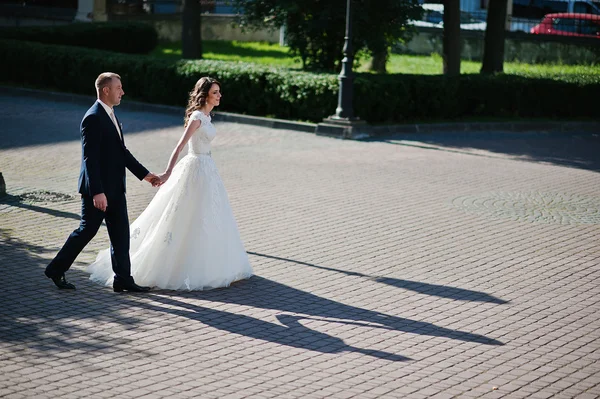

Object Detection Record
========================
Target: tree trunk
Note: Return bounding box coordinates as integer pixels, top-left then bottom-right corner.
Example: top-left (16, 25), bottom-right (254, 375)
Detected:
top-left (368, 49), bottom-right (388, 74)
top-left (481, 0), bottom-right (507, 74)
top-left (443, 0), bottom-right (461, 76)
top-left (182, 0), bottom-right (202, 59)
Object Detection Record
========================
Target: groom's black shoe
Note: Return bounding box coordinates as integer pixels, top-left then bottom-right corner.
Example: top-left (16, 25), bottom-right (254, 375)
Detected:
top-left (46, 272), bottom-right (76, 290)
top-left (113, 281), bottom-right (151, 293)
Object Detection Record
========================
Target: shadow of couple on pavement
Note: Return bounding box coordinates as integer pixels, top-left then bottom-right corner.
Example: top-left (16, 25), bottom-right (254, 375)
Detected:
top-left (0, 230), bottom-right (504, 363)
top-left (142, 250), bottom-right (506, 361)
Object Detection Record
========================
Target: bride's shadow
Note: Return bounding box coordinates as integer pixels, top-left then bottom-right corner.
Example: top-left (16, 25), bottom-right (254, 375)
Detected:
top-left (247, 252), bottom-right (508, 304)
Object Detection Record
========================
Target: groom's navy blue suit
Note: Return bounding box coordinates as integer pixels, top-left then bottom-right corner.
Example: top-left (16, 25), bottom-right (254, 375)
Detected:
top-left (45, 101), bottom-right (149, 285)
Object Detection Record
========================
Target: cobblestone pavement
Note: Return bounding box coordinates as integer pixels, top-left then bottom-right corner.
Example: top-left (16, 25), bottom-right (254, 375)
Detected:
top-left (1, 89), bottom-right (600, 399)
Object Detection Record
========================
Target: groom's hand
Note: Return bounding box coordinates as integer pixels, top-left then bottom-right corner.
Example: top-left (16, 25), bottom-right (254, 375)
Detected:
top-left (93, 193), bottom-right (108, 212)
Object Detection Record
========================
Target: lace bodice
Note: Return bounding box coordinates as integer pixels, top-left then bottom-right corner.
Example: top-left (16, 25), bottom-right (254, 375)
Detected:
top-left (188, 110), bottom-right (216, 155)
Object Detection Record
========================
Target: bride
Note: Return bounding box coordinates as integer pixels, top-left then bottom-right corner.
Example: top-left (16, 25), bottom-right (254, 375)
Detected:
top-left (88, 77), bottom-right (253, 290)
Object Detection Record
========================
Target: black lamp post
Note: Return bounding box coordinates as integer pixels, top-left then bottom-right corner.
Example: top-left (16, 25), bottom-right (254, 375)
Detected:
top-left (316, 0), bottom-right (368, 139)
top-left (334, 0), bottom-right (355, 120)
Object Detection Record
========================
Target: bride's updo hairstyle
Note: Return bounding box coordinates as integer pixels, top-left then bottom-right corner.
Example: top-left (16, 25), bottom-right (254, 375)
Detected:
top-left (184, 76), bottom-right (221, 127)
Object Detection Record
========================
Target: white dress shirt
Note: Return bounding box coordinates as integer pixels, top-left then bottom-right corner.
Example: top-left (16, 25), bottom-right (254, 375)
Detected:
top-left (98, 99), bottom-right (122, 141)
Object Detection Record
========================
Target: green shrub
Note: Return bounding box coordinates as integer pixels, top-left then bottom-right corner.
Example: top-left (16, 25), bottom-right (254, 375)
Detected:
top-left (0, 22), bottom-right (157, 54)
top-left (354, 73), bottom-right (599, 122)
top-left (0, 39), bottom-right (597, 123)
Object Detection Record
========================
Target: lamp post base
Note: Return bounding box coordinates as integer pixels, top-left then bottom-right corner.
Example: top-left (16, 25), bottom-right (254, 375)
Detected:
top-left (315, 116), bottom-right (370, 140)
top-left (0, 173), bottom-right (6, 197)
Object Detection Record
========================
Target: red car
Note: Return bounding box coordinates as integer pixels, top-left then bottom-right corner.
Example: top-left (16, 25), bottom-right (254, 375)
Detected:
top-left (530, 13), bottom-right (600, 38)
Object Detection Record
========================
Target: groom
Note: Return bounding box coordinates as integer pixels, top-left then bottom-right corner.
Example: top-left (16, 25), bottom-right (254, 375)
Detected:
top-left (45, 72), bottom-right (160, 292)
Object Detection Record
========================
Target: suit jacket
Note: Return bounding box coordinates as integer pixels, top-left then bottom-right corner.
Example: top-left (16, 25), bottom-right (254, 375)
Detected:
top-left (78, 101), bottom-right (149, 200)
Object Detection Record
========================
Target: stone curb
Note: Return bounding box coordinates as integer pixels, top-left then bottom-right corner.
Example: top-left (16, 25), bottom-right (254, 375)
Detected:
top-left (214, 112), bottom-right (316, 133)
top-left (0, 85), bottom-right (316, 132)
top-left (2, 85), bottom-right (598, 138)
top-left (369, 121), bottom-right (600, 137)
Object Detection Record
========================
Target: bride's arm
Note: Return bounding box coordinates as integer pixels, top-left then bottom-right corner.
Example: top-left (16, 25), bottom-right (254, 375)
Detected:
top-left (158, 119), bottom-right (201, 182)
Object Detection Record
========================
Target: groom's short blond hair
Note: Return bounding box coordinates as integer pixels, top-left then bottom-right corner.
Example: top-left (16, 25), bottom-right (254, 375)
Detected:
top-left (95, 72), bottom-right (121, 92)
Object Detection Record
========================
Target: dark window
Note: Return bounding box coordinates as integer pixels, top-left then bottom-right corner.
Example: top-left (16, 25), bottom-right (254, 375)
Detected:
top-left (574, 2), bottom-right (600, 14)
top-left (513, 0), bottom-right (567, 19)
top-left (579, 19), bottom-right (600, 34)
top-left (424, 10), bottom-right (443, 24)
top-left (552, 17), bottom-right (579, 33)
top-left (460, 11), bottom-right (483, 23)
top-left (574, 2), bottom-right (593, 13)
top-left (542, 0), bottom-right (568, 13)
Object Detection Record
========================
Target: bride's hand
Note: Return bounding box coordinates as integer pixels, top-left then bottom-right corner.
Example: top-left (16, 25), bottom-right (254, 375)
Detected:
top-left (157, 172), bottom-right (170, 184)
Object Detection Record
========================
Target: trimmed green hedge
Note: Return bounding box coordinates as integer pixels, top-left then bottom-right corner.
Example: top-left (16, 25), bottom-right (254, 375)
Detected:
top-left (0, 22), bottom-right (157, 54)
top-left (0, 39), bottom-right (597, 123)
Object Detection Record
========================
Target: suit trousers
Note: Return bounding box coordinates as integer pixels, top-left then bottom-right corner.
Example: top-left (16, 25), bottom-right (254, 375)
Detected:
top-left (45, 193), bottom-right (134, 285)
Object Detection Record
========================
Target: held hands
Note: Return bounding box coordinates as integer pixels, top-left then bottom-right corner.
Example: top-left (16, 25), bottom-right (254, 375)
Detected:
top-left (144, 173), bottom-right (163, 187)
top-left (94, 173), bottom-right (163, 212)
top-left (93, 193), bottom-right (108, 212)
top-left (156, 171), bottom-right (171, 185)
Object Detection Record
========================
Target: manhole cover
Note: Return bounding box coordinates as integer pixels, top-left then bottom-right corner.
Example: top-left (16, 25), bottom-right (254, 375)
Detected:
top-left (452, 192), bottom-right (600, 225)
top-left (14, 191), bottom-right (76, 204)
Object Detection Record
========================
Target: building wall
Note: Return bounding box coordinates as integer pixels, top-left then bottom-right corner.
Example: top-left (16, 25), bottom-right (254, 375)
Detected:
top-left (150, 15), bottom-right (281, 43)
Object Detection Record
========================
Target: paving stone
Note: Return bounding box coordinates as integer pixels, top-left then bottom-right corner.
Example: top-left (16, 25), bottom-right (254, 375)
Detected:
top-left (1, 89), bottom-right (599, 398)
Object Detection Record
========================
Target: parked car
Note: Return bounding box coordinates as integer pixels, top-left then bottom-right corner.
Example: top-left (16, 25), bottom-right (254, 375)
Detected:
top-left (513, 0), bottom-right (600, 20)
top-left (456, 0), bottom-right (600, 32)
top-left (410, 3), bottom-right (488, 30)
top-left (530, 12), bottom-right (600, 38)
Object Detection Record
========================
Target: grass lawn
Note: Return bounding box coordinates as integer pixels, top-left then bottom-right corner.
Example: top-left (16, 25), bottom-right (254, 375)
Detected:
top-left (152, 40), bottom-right (600, 79)
top-left (153, 40), bottom-right (302, 68)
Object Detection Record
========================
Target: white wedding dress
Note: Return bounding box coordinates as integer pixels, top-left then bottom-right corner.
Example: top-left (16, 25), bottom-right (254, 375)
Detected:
top-left (88, 110), bottom-right (253, 290)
